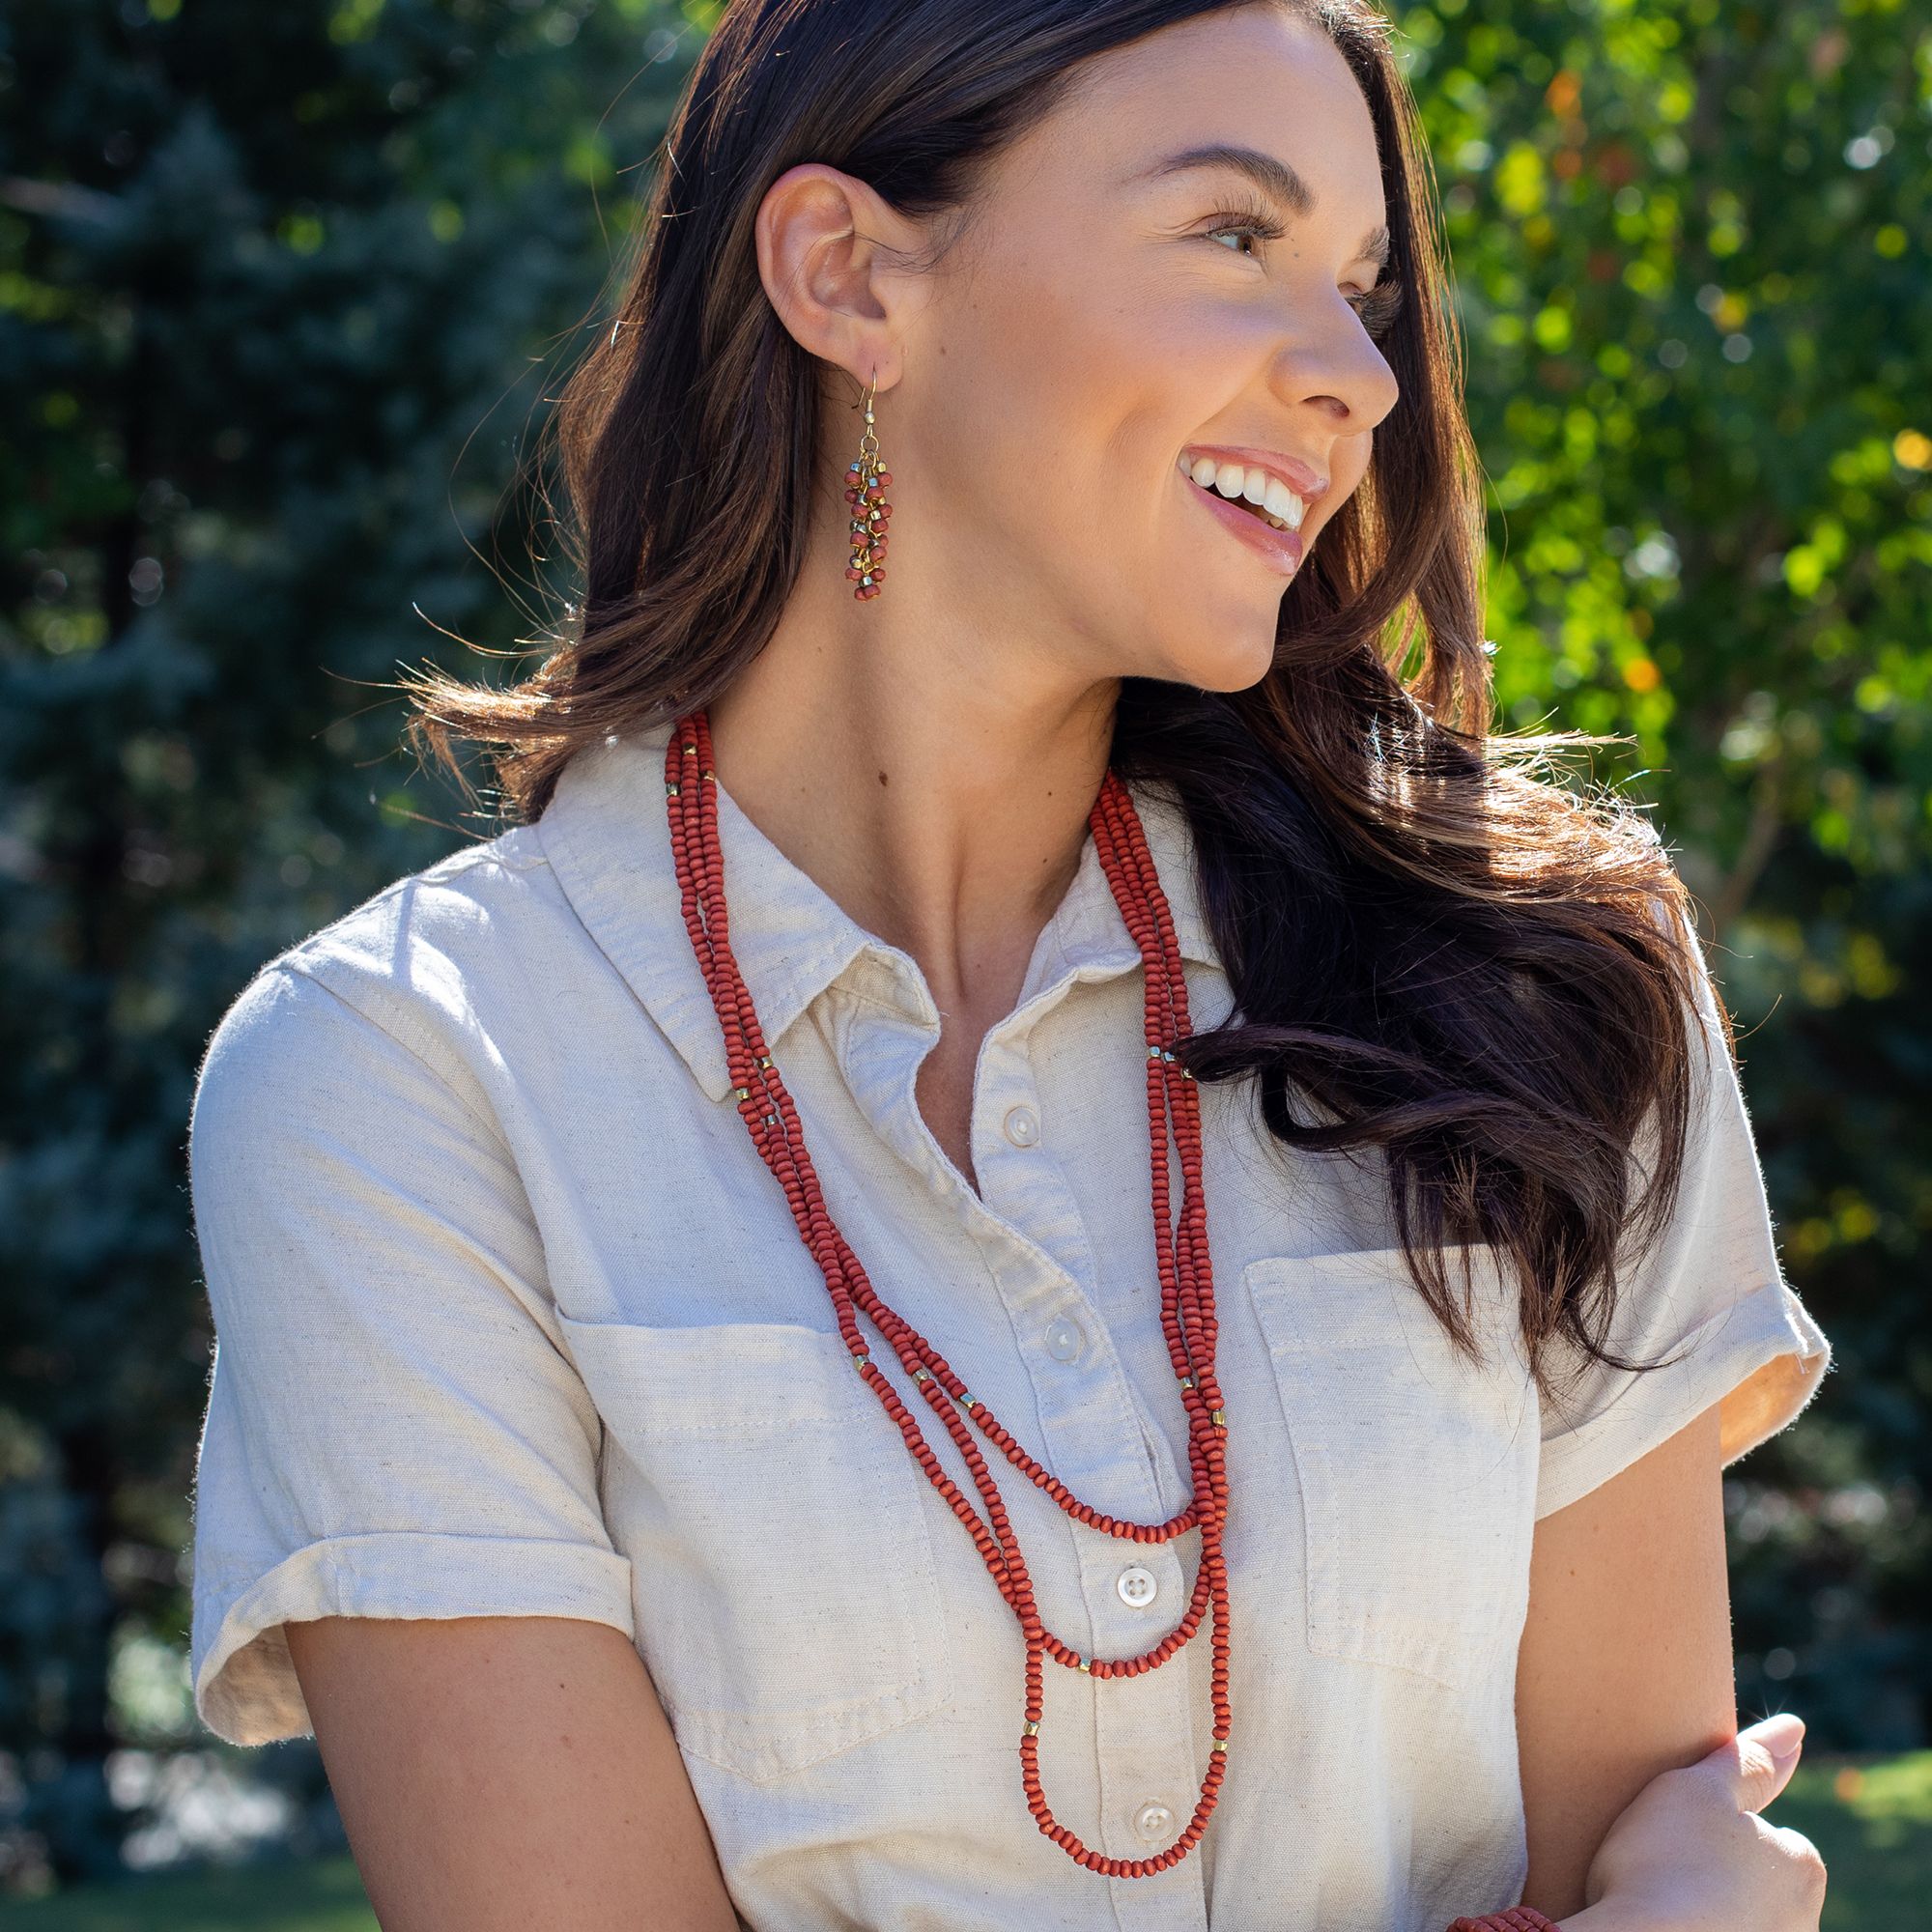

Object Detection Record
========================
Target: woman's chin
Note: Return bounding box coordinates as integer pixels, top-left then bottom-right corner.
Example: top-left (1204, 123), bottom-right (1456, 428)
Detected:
top-left (1151, 626), bottom-right (1282, 695)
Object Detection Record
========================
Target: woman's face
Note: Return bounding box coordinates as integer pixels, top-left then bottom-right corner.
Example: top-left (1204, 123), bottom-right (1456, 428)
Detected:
top-left (879, 4), bottom-right (1403, 696)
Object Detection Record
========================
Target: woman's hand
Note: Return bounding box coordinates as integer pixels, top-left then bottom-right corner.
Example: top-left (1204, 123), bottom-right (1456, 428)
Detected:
top-left (1561, 1713), bottom-right (1828, 1932)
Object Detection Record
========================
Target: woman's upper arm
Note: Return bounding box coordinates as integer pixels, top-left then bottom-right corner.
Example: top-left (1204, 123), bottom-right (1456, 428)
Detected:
top-left (287, 1613), bottom-right (738, 1932)
top-left (1515, 1396), bottom-right (1736, 1919)
top-left (186, 962), bottom-right (639, 1744)
top-left (189, 963), bottom-right (742, 1926)
top-left (1515, 908), bottom-right (1833, 1915)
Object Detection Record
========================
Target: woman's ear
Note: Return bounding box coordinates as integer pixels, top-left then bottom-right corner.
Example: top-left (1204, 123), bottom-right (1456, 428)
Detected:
top-left (753, 161), bottom-right (915, 390)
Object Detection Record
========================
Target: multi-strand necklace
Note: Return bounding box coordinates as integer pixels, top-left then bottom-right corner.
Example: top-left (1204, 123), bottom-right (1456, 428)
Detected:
top-left (663, 708), bottom-right (1231, 1875)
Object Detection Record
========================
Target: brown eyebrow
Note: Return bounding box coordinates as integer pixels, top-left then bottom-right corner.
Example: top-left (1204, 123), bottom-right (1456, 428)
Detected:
top-left (1130, 142), bottom-right (1391, 270)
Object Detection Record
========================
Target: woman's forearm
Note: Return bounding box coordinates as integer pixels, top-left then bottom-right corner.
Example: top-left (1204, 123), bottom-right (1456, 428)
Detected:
top-left (1542, 1715), bottom-right (1827, 1932)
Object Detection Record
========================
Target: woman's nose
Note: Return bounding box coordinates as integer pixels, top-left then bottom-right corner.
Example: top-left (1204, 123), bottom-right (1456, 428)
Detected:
top-left (1269, 297), bottom-right (1401, 434)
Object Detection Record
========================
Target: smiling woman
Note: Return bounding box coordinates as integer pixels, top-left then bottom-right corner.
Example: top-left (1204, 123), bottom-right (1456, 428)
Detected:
top-left (185, 4), bottom-right (1829, 1931)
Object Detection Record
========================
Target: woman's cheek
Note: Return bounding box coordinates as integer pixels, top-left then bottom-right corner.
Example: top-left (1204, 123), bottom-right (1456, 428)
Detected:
top-left (1321, 439), bottom-right (1375, 529)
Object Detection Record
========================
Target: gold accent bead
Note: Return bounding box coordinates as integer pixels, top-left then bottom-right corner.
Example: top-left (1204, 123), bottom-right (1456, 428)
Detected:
top-left (1210, 1408), bottom-right (1226, 1427)
top-left (963, 1395), bottom-right (979, 1409)
top-left (1023, 1720), bottom-right (1039, 1737)
top-left (1179, 1375), bottom-right (1195, 1390)
top-left (1210, 1738), bottom-right (1229, 1752)
top-left (732, 1086), bottom-right (752, 1100)
top-left (912, 1367), bottom-right (931, 1382)
top-left (683, 742), bottom-right (697, 754)
top-left (757, 1055), bottom-right (774, 1069)
top-left (701, 767), bottom-right (715, 780)
top-left (1076, 1658), bottom-right (1091, 1673)
top-left (665, 782), bottom-right (680, 797)
top-left (852, 1352), bottom-right (871, 1369)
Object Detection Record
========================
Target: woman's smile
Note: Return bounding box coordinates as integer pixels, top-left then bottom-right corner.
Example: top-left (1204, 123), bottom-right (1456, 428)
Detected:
top-left (1178, 455), bottom-right (1308, 575)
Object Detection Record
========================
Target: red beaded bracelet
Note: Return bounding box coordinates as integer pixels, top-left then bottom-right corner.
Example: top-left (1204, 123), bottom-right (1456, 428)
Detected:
top-left (1447, 1911), bottom-right (1561, 1931)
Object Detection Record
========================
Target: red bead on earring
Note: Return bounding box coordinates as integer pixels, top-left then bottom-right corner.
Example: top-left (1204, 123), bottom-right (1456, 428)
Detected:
top-left (843, 367), bottom-right (893, 600)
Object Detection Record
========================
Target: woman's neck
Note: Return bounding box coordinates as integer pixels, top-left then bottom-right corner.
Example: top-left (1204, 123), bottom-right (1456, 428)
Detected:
top-left (702, 621), bottom-right (1121, 1032)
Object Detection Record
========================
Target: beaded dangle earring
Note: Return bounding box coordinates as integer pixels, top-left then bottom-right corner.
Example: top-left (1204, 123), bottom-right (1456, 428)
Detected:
top-left (843, 367), bottom-right (893, 600)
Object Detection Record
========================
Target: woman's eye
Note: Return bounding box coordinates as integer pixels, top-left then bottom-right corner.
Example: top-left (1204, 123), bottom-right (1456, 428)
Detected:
top-left (1197, 211), bottom-right (1406, 340)
top-left (1201, 208), bottom-right (1282, 257)
top-left (1205, 223), bottom-right (1264, 257)
top-left (1348, 281), bottom-right (1406, 341)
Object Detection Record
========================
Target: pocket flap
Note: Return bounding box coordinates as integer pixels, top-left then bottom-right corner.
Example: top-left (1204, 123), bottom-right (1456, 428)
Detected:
top-left (557, 1312), bottom-right (866, 1434)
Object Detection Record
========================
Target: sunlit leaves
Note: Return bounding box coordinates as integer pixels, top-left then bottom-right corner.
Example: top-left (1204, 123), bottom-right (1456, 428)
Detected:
top-left (1394, 0), bottom-right (1928, 897)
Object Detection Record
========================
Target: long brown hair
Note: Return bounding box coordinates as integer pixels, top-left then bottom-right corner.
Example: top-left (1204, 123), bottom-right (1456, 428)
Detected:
top-left (402, 0), bottom-right (1723, 1406)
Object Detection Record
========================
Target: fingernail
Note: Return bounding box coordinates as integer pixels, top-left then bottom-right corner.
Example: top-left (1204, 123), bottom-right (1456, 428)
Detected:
top-left (1758, 1713), bottom-right (1806, 1759)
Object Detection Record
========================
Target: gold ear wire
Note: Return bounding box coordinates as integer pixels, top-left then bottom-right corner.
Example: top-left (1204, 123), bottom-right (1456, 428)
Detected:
top-left (843, 365), bottom-right (894, 601)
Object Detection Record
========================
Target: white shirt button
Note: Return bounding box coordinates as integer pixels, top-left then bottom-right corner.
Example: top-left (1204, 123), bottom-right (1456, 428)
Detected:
top-left (1117, 1564), bottom-right (1158, 1608)
top-left (1132, 1800), bottom-right (1176, 1843)
top-left (1002, 1103), bottom-right (1039, 1148)
top-left (1042, 1316), bottom-right (1085, 1362)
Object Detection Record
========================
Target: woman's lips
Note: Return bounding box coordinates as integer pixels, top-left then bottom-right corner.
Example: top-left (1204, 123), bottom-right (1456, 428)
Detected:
top-left (1185, 473), bottom-right (1305, 576)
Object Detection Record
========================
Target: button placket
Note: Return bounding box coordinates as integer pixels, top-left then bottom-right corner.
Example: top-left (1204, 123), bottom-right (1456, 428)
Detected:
top-left (1037, 1301), bottom-right (1202, 1908)
top-left (1043, 1314), bottom-right (1086, 1362)
top-left (1133, 1799), bottom-right (1177, 1844)
top-left (854, 992), bottom-right (1206, 1920)
top-left (1003, 908), bottom-right (1213, 1923)
top-left (1094, 1555), bottom-right (1208, 1921)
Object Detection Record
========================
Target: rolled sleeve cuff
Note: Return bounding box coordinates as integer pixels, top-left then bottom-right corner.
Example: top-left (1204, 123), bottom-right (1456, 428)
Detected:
top-left (1535, 1277), bottom-right (1833, 1520)
top-left (192, 1530), bottom-right (638, 1747)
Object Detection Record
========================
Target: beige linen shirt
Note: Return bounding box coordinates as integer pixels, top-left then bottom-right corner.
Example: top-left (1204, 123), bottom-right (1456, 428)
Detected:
top-left (186, 713), bottom-right (1832, 1931)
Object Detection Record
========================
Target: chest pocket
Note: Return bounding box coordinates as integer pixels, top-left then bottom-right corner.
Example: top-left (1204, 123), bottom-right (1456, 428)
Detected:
top-left (1244, 1244), bottom-right (1539, 1690)
top-left (557, 1312), bottom-right (952, 1783)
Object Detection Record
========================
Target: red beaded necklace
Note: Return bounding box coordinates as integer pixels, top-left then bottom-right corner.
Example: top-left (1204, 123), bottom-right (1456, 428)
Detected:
top-left (664, 708), bottom-right (1230, 1876)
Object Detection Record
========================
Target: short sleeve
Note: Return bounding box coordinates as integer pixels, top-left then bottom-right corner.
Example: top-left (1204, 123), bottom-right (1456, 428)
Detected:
top-left (1533, 922), bottom-right (1833, 1520)
top-left (185, 963), bottom-right (636, 1747)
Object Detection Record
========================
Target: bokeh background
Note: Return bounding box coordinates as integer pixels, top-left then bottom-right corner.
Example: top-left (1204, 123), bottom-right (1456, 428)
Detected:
top-left (3, 0), bottom-right (1927, 1921)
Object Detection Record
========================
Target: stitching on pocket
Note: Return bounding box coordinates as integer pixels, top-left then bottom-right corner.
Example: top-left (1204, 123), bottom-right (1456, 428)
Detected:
top-left (558, 1314), bottom-right (952, 1781)
top-left (1243, 1246), bottom-right (1538, 1689)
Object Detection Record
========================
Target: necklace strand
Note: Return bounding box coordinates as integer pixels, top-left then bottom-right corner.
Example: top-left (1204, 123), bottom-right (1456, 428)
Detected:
top-left (664, 709), bottom-right (1231, 1875)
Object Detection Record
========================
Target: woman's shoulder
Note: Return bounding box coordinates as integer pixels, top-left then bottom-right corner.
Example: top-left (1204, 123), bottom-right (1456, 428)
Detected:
top-left (276, 820), bottom-right (555, 987)
top-left (193, 823), bottom-right (573, 1126)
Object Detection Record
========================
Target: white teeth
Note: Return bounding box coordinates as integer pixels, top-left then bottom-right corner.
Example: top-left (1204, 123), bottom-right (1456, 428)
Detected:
top-left (1179, 453), bottom-right (1307, 533)
top-left (1263, 476), bottom-right (1306, 529)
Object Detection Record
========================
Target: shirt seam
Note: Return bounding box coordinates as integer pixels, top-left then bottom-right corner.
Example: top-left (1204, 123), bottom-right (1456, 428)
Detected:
top-left (270, 836), bottom-right (546, 974)
top-left (264, 956), bottom-right (517, 1163)
top-left (821, 975), bottom-right (939, 1025)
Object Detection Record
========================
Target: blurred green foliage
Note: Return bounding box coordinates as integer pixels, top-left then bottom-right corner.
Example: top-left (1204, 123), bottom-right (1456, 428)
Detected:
top-left (0, 0), bottom-right (1926, 1899)
top-left (6, 1850), bottom-right (379, 1929)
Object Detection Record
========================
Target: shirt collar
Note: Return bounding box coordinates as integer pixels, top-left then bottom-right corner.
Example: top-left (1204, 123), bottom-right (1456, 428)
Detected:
top-left (537, 712), bottom-right (1222, 1104)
